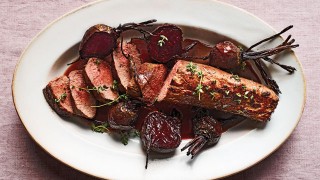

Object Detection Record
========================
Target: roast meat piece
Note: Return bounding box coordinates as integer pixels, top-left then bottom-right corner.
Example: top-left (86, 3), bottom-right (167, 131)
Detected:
top-left (43, 75), bottom-right (74, 117)
top-left (136, 63), bottom-right (167, 104)
top-left (84, 57), bottom-right (119, 102)
top-left (112, 42), bottom-right (141, 97)
top-left (130, 38), bottom-right (152, 63)
top-left (69, 70), bottom-right (96, 119)
top-left (158, 60), bottom-right (279, 121)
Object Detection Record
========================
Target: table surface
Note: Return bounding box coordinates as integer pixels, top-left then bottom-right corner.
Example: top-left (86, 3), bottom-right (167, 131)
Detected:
top-left (1, 0), bottom-right (318, 179)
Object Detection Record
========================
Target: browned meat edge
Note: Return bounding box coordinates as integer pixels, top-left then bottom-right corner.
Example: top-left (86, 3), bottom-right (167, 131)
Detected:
top-left (43, 75), bottom-right (74, 118)
top-left (158, 60), bottom-right (279, 121)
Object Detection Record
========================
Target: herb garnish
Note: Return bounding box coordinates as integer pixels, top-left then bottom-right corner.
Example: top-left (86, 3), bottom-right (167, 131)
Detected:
top-left (231, 74), bottom-right (241, 82)
top-left (210, 91), bottom-right (216, 100)
top-left (91, 122), bottom-right (109, 133)
top-left (111, 80), bottom-right (118, 91)
top-left (120, 129), bottom-right (140, 145)
top-left (80, 85), bottom-right (108, 93)
top-left (94, 59), bottom-right (101, 65)
top-left (91, 94), bottom-right (128, 108)
top-left (240, 61), bottom-right (246, 70)
top-left (195, 71), bottom-right (204, 100)
top-left (234, 99), bottom-right (242, 104)
top-left (186, 62), bottom-right (197, 75)
top-left (54, 92), bottom-right (67, 103)
top-left (158, 35), bottom-right (168, 47)
top-left (244, 91), bottom-right (249, 99)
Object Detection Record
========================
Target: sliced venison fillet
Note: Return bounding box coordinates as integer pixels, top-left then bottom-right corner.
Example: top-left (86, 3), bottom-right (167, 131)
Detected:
top-left (130, 38), bottom-right (152, 63)
top-left (69, 70), bottom-right (96, 119)
top-left (136, 63), bottom-right (167, 103)
top-left (84, 57), bottom-right (119, 102)
top-left (112, 42), bottom-right (142, 97)
top-left (43, 75), bottom-right (74, 117)
top-left (158, 60), bottom-right (279, 121)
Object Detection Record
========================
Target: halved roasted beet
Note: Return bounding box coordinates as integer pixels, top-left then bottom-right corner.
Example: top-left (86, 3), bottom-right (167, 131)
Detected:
top-left (108, 101), bottom-right (138, 130)
top-left (79, 24), bottom-right (118, 59)
top-left (148, 24), bottom-right (183, 63)
top-left (141, 111), bottom-right (181, 168)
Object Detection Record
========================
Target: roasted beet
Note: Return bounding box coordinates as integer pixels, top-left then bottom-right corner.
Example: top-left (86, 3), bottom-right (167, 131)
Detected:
top-left (207, 26), bottom-right (299, 94)
top-left (108, 101), bottom-right (138, 130)
top-left (148, 24), bottom-right (183, 63)
top-left (79, 20), bottom-right (156, 59)
top-left (181, 116), bottom-right (222, 159)
top-left (141, 111), bottom-right (181, 168)
top-left (80, 24), bottom-right (118, 59)
top-left (209, 41), bottom-right (241, 70)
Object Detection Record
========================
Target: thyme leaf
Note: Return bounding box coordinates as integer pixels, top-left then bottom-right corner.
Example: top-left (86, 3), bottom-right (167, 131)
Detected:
top-left (91, 122), bottom-right (109, 133)
top-left (158, 35), bottom-right (168, 47)
top-left (54, 92), bottom-right (67, 103)
top-left (195, 70), bottom-right (204, 100)
top-left (111, 80), bottom-right (118, 91)
top-left (120, 129), bottom-right (140, 146)
top-left (230, 74), bottom-right (241, 82)
top-left (79, 85), bottom-right (108, 93)
top-left (186, 62), bottom-right (197, 75)
top-left (91, 94), bottom-right (128, 108)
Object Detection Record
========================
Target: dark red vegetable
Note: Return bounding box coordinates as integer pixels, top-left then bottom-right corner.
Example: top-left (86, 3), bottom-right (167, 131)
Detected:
top-left (108, 101), bottom-right (138, 130)
top-left (148, 24), bottom-right (183, 63)
top-left (79, 19), bottom-right (157, 59)
top-left (206, 26), bottom-right (299, 94)
top-left (141, 111), bottom-right (181, 168)
top-left (181, 116), bottom-right (222, 159)
top-left (209, 41), bottom-right (241, 69)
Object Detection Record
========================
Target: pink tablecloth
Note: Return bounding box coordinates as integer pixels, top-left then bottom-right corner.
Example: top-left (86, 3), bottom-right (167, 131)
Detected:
top-left (1, 0), bottom-right (318, 179)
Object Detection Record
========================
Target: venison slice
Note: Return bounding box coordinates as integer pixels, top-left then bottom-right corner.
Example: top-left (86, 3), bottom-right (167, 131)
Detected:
top-left (69, 70), bottom-right (96, 119)
top-left (84, 57), bottom-right (119, 102)
top-left (43, 75), bottom-right (74, 117)
top-left (136, 63), bottom-right (167, 103)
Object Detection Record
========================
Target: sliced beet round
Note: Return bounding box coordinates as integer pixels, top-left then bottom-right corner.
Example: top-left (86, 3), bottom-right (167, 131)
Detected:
top-left (79, 24), bottom-right (119, 59)
top-left (148, 24), bottom-right (183, 63)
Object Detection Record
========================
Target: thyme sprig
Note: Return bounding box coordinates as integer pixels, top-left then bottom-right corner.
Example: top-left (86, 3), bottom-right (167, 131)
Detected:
top-left (186, 62), bottom-right (197, 75)
top-left (54, 92), bottom-right (67, 103)
top-left (158, 35), bottom-right (168, 47)
top-left (79, 85), bottom-right (108, 93)
top-left (91, 122), bottom-right (109, 133)
top-left (91, 94), bottom-right (128, 108)
top-left (111, 80), bottom-right (118, 91)
top-left (120, 129), bottom-right (140, 145)
top-left (230, 74), bottom-right (241, 82)
top-left (195, 70), bottom-right (204, 100)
